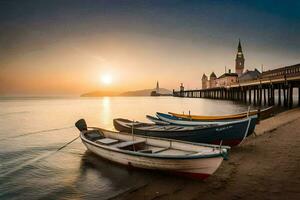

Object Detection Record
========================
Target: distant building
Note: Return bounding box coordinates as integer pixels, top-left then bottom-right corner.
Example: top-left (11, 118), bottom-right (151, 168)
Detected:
top-left (156, 81), bottom-right (159, 93)
top-left (201, 74), bottom-right (208, 89)
top-left (180, 83), bottom-right (184, 92)
top-left (239, 69), bottom-right (261, 82)
top-left (201, 39), bottom-right (250, 89)
top-left (209, 72), bottom-right (217, 88)
top-left (202, 72), bottom-right (217, 89)
top-left (151, 81), bottom-right (172, 96)
top-left (235, 39), bottom-right (245, 76)
top-left (217, 69), bottom-right (238, 87)
top-left (179, 83), bottom-right (184, 97)
top-left (151, 81), bottom-right (160, 96)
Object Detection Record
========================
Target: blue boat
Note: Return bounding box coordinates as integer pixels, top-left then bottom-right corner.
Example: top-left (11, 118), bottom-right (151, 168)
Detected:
top-left (113, 115), bottom-right (258, 147)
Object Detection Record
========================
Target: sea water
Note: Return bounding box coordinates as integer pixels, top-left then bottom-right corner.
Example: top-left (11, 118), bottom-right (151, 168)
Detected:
top-left (0, 96), bottom-right (254, 199)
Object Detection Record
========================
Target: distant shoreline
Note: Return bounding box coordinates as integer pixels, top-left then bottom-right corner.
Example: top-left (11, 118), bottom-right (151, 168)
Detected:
top-left (80, 88), bottom-right (172, 97)
top-left (0, 95), bottom-right (174, 100)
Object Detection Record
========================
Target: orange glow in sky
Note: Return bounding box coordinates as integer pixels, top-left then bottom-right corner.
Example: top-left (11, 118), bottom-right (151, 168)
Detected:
top-left (0, 1), bottom-right (299, 96)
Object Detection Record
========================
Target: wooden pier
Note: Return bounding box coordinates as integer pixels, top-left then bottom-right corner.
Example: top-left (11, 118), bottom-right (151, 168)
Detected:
top-left (173, 64), bottom-right (300, 108)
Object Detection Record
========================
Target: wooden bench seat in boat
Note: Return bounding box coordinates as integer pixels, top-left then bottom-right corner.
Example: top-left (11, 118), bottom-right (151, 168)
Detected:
top-left (137, 147), bottom-right (170, 154)
top-left (95, 138), bottom-right (119, 145)
top-left (144, 146), bottom-right (171, 154)
top-left (112, 140), bottom-right (146, 151)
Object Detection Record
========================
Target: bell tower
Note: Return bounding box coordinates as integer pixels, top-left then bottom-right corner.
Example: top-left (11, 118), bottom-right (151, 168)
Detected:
top-left (235, 39), bottom-right (245, 76)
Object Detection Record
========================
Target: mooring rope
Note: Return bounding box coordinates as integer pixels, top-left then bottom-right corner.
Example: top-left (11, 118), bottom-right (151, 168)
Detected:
top-left (56, 136), bottom-right (80, 151)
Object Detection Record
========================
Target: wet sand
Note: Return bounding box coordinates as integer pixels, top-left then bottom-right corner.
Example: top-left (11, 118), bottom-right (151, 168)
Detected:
top-left (113, 108), bottom-right (300, 200)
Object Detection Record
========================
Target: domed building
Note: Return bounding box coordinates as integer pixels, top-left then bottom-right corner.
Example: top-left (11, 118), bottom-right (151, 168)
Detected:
top-left (209, 72), bottom-right (217, 88)
top-left (201, 72), bottom-right (218, 89)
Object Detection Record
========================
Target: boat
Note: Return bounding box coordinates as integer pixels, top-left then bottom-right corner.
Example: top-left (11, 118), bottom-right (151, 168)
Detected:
top-left (113, 115), bottom-right (257, 147)
top-left (75, 119), bottom-right (229, 179)
top-left (146, 115), bottom-right (170, 125)
top-left (156, 112), bottom-right (234, 126)
top-left (169, 106), bottom-right (274, 121)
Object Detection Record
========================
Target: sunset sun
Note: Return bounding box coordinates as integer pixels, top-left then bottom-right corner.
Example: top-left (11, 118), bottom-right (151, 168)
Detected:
top-left (101, 73), bottom-right (113, 85)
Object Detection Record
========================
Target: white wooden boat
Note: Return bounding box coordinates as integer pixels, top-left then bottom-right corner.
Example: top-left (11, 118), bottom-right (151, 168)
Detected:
top-left (75, 119), bottom-right (230, 179)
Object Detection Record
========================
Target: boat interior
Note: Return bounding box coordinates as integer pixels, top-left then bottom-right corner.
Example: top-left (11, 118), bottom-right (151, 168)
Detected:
top-left (83, 129), bottom-right (222, 156)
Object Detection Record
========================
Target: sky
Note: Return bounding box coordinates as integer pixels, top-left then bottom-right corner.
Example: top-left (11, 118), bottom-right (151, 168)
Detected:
top-left (0, 0), bottom-right (299, 96)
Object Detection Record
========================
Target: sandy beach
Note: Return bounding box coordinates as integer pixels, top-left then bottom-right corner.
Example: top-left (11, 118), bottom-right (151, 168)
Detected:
top-left (113, 108), bottom-right (300, 200)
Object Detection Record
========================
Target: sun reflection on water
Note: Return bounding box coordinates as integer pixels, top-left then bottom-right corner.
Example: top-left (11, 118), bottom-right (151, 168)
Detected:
top-left (99, 97), bottom-right (112, 129)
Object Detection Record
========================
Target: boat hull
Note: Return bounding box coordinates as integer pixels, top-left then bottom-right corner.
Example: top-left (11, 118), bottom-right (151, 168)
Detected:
top-left (169, 106), bottom-right (274, 121)
top-left (81, 137), bottom-right (223, 179)
top-left (113, 116), bottom-right (257, 147)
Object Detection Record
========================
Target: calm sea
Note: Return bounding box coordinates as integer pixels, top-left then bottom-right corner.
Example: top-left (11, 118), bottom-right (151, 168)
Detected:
top-left (0, 96), bottom-right (257, 199)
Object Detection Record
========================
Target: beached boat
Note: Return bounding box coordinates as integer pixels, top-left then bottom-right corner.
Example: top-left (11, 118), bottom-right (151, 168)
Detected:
top-left (75, 119), bottom-right (229, 179)
top-left (156, 112), bottom-right (234, 126)
top-left (113, 115), bottom-right (257, 147)
top-left (169, 106), bottom-right (274, 121)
